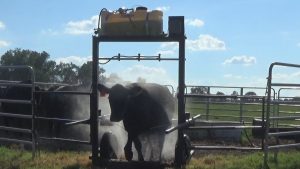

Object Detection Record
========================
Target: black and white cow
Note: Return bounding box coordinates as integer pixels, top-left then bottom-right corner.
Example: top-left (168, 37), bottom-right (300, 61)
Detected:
top-left (98, 83), bottom-right (175, 161)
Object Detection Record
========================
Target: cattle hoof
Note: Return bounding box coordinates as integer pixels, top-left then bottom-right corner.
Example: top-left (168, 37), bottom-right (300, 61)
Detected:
top-left (138, 156), bottom-right (144, 161)
top-left (124, 150), bottom-right (133, 161)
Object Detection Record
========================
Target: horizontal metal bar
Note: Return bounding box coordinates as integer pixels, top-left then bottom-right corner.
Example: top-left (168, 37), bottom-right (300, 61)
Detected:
top-left (96, 35), bottom-right (183, 42)
top-left (187, 125), bottom-right (262, 130)
top-left (186, 85), bottom-right (269, 90)
top-left (278, 111), bottom-right (300, 114)
top-left (190, 145), bottom-right (262, 151)
top-left (99, 57), bottom-right (179, 61)
top-left (36, 91), bottom-right (91, 95)
top-left (0, 112), bottom-right (33, 119)
top-left (185, 94), bottom-right (265, 99)
top-left (36, 116), bottom-right (76, 123)
top-left (275, 101), bottom-right (300, 105)
top-left (39, 137), bottom-right (90, 145)
top-left (269, 116), bottom-right (300, 120)
top-left (0, 82), bottom-right (33, 87)
top-left (268, 143), bottom-right (300, 150)
top-left (268, 131), bottom-right (300, 137)
top-left (0, 80), bottom-right (73, 87)
top-left (0, 137), bottom-right (32, 145)
top-left (0, 125), bottom-right (32, 133)
top-left (271, 62), bottom-right (300, 70)
top-left (165, 114), bottom-right (201, 134)
top-left (0, 98), bottom-right (32, 104)
top-left (271, 83), bottom-right (300, 87)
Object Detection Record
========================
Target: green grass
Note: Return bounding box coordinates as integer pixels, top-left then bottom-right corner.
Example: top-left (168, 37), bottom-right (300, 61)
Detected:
top-left (0, 146), bottom-right (91, 169)
top-left (186, 100), bottom-right (300, 125)
top-left (1, 102), bottom-right (300, 168)
top-left (187, 151), bottom-right (300, 169)
top-left (1, 146), bottom-right (300, 169)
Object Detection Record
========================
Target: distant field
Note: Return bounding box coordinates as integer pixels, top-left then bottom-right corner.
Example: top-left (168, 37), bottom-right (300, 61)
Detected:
top-left (186, 100), bottom-right (300, 125)
top-left (1, 146), bottom-right (300, 169)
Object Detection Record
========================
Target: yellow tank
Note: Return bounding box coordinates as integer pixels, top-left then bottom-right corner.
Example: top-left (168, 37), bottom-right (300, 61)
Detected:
top-left (100, 7), bottom-right (163, 36)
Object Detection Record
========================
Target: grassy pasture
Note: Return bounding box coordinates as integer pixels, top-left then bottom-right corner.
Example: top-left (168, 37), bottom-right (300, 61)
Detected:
top-left (1, 101), bottom-right (300, 169)
top-left (1, 146), bottom-right (300, 169)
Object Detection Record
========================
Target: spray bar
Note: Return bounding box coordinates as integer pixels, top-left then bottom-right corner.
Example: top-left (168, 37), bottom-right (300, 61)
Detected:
top-left (99, 53), bottom-right (179, 64)
top-left (65, 115), bottom-right (111, 126)
top-left (165, 114), bottom-right (201, 134)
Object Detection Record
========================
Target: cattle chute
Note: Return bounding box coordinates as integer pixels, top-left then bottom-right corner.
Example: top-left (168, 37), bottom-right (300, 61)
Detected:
top-left (91, 9), bottom-right (188, 168)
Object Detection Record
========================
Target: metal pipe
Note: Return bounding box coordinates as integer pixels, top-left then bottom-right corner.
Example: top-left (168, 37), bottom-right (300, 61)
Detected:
top-left (166, 114), bottom-right (201, 134)
top-left (187, 125), bottom-right (262, 129)
top-left (0, 137), bottom-right (32, 145)
top-left (0, 112), bottom-right (33, 119)
top-left (269, 116), bottom-right (300, 120)
top-left (39, 137), bottom-right (90, 145)
top-left (91, 35), bottom-right (99, 166)
top-left (268, 131), bottom-right (300, 137)
top-left (190, 145), bottom-right (262, 151)
top-left (0, 125), bottom-right (32, 133)
top-left (0, 98), bottom-right (32, 104)
top-left (36, 90), bottom-right (91, 95)
top-left (268, 143), bottom-right (300, 150)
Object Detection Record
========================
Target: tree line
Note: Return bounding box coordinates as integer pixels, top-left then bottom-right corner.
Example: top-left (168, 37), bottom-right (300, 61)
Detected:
top-left (0, 48), bottom-right (105, 86)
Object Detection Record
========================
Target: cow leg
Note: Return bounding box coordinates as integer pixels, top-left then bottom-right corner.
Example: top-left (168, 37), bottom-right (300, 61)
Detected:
top-left (124, 135), bottom-right (133, 161)
top-left (133, 137), bottom-right (144, 161)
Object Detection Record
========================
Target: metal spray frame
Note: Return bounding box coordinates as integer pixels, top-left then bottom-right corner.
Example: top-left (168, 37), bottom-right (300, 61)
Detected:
top-left (90, 17), bottom-right (186, 167)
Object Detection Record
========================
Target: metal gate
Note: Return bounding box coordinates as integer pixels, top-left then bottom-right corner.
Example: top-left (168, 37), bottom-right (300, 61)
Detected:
top-left (264, 62), bottom-right (300, 168)
top-left (0, 65), bottom-right (37, 158)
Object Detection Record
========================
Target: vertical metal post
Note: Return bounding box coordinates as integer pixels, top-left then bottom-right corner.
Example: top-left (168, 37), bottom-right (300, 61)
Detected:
top-left (239, 87), bottom-right (244, 123)
top-left (91, 36), bottom-right (99, 167)
top-left (175, 17), bottom-right (186, 167)
top-left (30, 67), bottom-right (36, 159)
top-left (206, 87), bottom-right (210, 120)
top-left (264, 63), bottom-right (275, 169)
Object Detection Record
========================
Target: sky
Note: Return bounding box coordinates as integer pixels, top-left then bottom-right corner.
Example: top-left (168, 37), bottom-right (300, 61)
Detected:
top-left (1, 0), bottom-right (300, 95)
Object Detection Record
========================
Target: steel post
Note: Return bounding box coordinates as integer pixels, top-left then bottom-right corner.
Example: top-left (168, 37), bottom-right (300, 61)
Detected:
top-left (91, 36), bottom-right (99, 167)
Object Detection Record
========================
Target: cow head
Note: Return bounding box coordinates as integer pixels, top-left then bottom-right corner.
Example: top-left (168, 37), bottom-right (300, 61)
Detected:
top-left (98, 84), bottom-right (129, 122)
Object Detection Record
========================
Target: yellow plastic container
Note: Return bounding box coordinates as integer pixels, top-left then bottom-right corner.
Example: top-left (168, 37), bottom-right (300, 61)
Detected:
top-left (100, 8), bottom-right (163, 36)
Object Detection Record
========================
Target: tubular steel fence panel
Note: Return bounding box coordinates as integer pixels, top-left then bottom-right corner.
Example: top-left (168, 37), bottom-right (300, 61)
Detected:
top-left (0, 65), bottom-right (36, 158)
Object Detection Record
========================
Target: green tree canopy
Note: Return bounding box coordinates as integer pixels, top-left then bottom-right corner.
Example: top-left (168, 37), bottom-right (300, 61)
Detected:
top-left (0, 48), bottom-right (105, 84)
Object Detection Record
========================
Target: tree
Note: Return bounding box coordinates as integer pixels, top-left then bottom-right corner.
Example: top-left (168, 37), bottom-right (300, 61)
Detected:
top-left (0, 48), bottom-right (106, 85)
top-left (54, 62), bottom-right (79, 84)
top-left (215, 91), bottom-right (225, 102)
top-left (231, 90), bottom-right (239, 102)
top-left (78, 61), bottom-right (106, 86)
top-left (0, 48), bottom-right (55, 81)
top-left (244, 91), bottom-right (258, 102)
top-left (190, 86), bottom-right (209, 95)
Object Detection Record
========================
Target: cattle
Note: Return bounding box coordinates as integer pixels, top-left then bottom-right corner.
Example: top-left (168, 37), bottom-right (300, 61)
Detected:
top-left (39, 85), bottom-right (90, 139)
top-left (98, 83), bottom-right (175, 161)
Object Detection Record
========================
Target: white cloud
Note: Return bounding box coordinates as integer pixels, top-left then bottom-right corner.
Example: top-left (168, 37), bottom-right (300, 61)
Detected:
top-left (64, 15), bottom-right (98, 35)
top-left (223, 55), bottom-right (256, 66)
top-left (0, 40), bottom-right (10, 48)
top-left (0, 21), bottom-right (5, 30)
top-left (55, 56), bottom-right (91, 66)
top-left (186, 34), bottom-right (226, 51)
top-left (186, 19), bottom-right (204, 27)
top-left (156, 6), bottom-right (170, 12)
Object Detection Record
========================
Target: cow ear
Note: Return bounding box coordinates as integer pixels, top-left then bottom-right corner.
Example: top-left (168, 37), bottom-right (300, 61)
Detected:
top-left (97, 84), bottom-right (111, 97)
